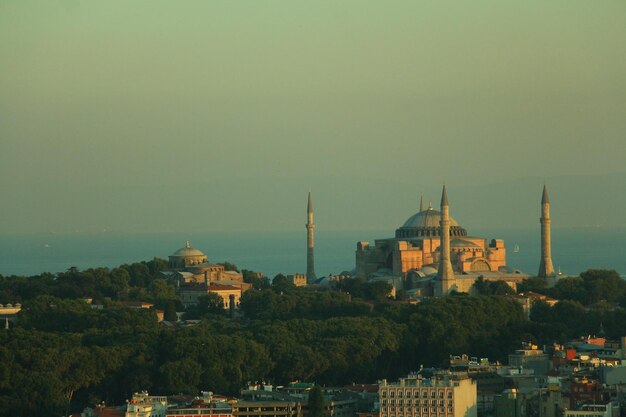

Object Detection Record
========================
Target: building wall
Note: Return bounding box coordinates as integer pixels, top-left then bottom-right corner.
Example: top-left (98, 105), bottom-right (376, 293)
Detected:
top-left (357, 236), bottom-right (507, 281)
top-left (178, 285), bottom-right (246, 309)
top-left (288, 274), bottom-right (307, 287)
top-left (233, 401), bottom-right (302, 417)
top-left (379, 376), bottom-right (477, 417)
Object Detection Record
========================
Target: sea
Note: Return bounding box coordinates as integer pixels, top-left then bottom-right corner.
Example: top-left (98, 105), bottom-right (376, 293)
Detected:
top-left (0, 228), bottom-right (624, 279)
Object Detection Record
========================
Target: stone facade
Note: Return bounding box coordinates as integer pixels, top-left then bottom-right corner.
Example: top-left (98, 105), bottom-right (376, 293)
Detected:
top-left (178, 282), bottom-right (249, 309)
top-left (165, 241), bottom-right (248, 308)
top-left (287, 274), bottom-right (307, 287)
top-left (356, 186), bottom-right (527, 296)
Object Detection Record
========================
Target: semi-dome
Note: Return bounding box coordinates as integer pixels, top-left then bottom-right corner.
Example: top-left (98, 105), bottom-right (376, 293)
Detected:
top-left (450, 239), bottom-right (479, 248)
top-left (395, 206), bottom-right (467, 238)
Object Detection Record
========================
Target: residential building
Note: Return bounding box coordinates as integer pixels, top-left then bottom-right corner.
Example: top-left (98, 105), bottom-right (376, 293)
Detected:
top-left (379, 373), bottom-right (477, 417)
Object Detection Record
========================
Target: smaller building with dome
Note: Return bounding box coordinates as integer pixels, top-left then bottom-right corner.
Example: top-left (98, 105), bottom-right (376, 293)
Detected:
top-left (162, 241), bottom-right (250, 309)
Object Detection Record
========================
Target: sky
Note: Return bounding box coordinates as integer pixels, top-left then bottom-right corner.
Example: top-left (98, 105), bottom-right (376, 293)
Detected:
top-left (1, 1), bottom-right (625, 234)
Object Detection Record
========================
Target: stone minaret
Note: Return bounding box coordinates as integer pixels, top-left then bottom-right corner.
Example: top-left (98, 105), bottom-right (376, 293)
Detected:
top-left (437, 185), bottom-right (455, 294)
top-left (306, 192), bottom-right (316, 284)
top-left (419, 194), bottom-right (424, 212)
top-left (538, 185), bottom-right (556, 277)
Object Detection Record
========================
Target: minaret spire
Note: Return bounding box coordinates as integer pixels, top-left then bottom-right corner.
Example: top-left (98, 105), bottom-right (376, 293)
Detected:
top-left (538, 185), bottom-right (555, 278)
top-left (436, 185), bottom-right (455, 295)
top-left (306, 192), bottom-right (316, 284)
top-left (419, 194), bottom-right (424, 212)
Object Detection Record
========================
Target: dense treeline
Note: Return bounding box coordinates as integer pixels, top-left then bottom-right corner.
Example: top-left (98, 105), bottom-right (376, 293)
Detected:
top-left (518, 269), bottom-right (626, 306)
top-left (0, 265), bottom-right (623, 416)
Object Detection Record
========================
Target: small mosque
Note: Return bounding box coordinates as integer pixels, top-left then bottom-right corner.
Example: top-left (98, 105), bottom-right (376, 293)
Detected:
top-left (355, 186), bottom-right (532, 296)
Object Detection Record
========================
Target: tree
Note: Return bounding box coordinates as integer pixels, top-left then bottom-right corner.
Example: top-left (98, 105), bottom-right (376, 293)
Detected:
top-left (163, 301), bottom-right (178, 321)
top-left (308, 385), bottom-right (325, 417)
top-left (218, 262), bottom-right (239, 272)
top-left (529, 300), bottom-right (553, 323)
top-left (243, 270), bottom-right (270, 290)
top-left (159, 359), bottom-right (202, 394)
top-left (517, 276), bottom-right (548, 294)
top-left (271, 274), bottom-right (295, 293)
top-left (395, 289), bottom-right (408, 301)
top-left (184, 293), bottom-right (225, 319)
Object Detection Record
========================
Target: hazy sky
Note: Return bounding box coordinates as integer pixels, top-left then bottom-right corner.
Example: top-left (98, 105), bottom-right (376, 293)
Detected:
top-left (1, 1), bottom-right (625, 234)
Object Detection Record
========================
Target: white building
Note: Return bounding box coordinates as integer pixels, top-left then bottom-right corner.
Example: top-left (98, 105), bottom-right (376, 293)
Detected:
top-left (564, 403), bottom-right (617, 417)
top-left (379, 374), bottom-right (477, 417)
top-left (125, 391), bottom-right (168, 417)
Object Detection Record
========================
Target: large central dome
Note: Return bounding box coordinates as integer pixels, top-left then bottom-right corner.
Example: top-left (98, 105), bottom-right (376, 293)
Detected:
top-left (395, 207), bottom-right (467, 238)
top-left (401, 208), bottom-right (460, 228)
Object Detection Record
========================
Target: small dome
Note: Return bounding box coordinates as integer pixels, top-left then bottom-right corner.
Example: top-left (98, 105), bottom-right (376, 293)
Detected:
top-left (420, 266), bottom-right (438, 276)
top-left (171, 241), bottom-right (206, 258)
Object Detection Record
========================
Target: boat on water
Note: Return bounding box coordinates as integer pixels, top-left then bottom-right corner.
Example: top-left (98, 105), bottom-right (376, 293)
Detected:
top-left (513, 243), bottom-right (519, 253)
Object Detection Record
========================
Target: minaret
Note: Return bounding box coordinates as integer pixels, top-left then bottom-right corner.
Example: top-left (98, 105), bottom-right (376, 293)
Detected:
top-left (419, 194), bottom-right (424, 212)
top-left (538, 185), bottom-right (556, 278)
top-left (306, 192), bottom-right (316, 284)
top-left (437, 185), bottom-right (455, 294)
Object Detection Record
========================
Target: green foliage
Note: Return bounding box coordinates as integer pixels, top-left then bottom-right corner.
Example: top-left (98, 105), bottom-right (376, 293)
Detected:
top-left (5, 263), bottom-right (626, 416)
top-left (242, 270), bottom-right (270, 289)
top-left (184, 294), bottom-right (226, 319)
top-left (336, 277), bottom-right (392, 302)
top-left (163, 301), bottom-right (178, 322)
top-left (0, 258), bottom-right (177, 307)
top-left (218, 262), bottom-right (239, 272)
top-left (472, 277), bottom-right (515, 296)
top-left (517, 276), bottom-right (548, 294)
top-left (308, 385), bottom-right (325, 417)
top-left (240, 289), bottom-right (372, 320)
top-left (271, 274), bottom-right (296, 293)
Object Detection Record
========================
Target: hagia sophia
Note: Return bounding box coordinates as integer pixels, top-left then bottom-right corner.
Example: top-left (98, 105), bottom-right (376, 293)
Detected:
top-left (353, 185), bottom-right (556, 296)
